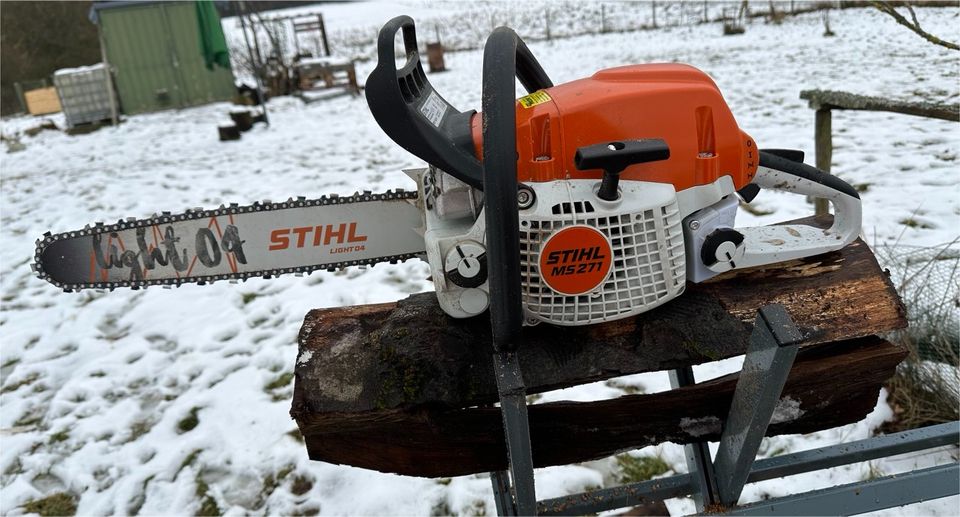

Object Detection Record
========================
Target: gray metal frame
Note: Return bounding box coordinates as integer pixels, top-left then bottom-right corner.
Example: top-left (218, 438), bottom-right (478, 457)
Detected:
top-left (488, 304), bottom-right (960, 515)
top-left (492, 352), bottom-right (537, 516)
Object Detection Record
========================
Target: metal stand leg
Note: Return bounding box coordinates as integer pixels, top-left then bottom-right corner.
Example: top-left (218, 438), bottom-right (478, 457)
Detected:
top-left (493, 351), bottom-right (537, 516)
top-left (487, 303), bottom-right (804, 515)
top-left (669, 366), bottom-right (719, 512)
top-left (491, 470), bottom-right (516, 516)
top-left (713, 304), bottom-right (802, 507)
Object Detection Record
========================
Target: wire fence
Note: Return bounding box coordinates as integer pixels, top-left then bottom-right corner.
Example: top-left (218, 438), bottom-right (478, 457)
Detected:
top-left (874, 242), bottom-right (960, 358)
top-left (225, 0), bottom-right (839, 70)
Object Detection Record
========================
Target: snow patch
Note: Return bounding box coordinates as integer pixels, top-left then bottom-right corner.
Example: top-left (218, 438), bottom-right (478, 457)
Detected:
top-left (679, 416), bottom-right (722, 437)
top-left (771, 396), bottom-right (805, 424)
top-left (297, 350), bottom-right (313, 366)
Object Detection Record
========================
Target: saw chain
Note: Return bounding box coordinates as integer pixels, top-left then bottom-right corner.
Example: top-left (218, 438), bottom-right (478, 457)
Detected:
top-left (32, 189), bottom-right (422, 292)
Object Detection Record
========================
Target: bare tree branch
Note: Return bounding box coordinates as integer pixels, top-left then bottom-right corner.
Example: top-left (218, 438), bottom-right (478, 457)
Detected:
top-left (870, 1), bottom-right (959, 51)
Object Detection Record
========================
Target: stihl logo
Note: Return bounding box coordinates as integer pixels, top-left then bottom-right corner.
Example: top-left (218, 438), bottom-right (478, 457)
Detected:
top-left (538, 226), bottom-right (612, 295)
top-left (269, 223), bottom-right (367, 251)
top-left (545, 247), bottom-right (607, 274)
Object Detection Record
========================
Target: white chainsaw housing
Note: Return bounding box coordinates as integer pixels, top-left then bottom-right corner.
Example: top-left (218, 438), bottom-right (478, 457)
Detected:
top-left (516, 179), bottom-right (687, 325)
top-left (416, 159), bottom-right (862, 326)
top-left (416, 167), bottom-right (726, 326)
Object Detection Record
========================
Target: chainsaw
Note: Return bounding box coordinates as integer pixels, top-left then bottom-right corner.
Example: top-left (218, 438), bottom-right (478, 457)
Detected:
top-left (33, 16), bottom-right (862, 328)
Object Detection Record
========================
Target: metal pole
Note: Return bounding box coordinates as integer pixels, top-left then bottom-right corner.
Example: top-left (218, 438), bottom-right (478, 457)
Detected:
top-left (728, 463), bottom-right (960, 516)
top-left (713, 304), bottom-right (803, 506)
top-left (318, 13), bottom-right (331, 57)
top-left (238, 1), bottom-right (269, 127)
top-left (669, 366), bottom-right (719, 511)
top-left (492, 352), bottom-right (536, 516)
top-left (490, 470), bottom-right (516, 516)
top-left (535, 421), bottom-right (960, 516)
top-left (241, 2), bottom-right (264, 74)
top-left (96, 18), bottom-right (119, 125)
top-left (238, 6), bottom-right (258, 78)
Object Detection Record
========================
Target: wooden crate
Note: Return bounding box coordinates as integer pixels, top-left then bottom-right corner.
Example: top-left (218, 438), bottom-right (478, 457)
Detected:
top-left (24, 87), bottom-right (61, 115)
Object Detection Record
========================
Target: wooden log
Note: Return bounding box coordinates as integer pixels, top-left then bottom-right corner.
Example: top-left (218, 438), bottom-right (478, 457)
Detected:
top-left (218, 123), bottom-right (241, 141)
top-left (293, 229), bottom-right (905, 415)
top-left (293, 336), bottom-right (906, 477)
top-left (229, 110), bottom-right (254, 131)
top-left (427, 43), bottom-right (446, 73)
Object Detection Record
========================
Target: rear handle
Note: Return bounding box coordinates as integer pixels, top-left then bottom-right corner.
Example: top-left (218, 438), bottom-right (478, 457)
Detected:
top-left (366, 16), bottom-right (552, 191)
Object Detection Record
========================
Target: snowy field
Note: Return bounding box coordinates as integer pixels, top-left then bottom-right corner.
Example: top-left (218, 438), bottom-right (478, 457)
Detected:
top-left (2, 3), bottom-right (959, 516)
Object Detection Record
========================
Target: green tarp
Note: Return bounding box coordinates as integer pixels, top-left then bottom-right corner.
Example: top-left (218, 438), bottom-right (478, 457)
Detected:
top-left (196, 0), bottom-right (230, 70)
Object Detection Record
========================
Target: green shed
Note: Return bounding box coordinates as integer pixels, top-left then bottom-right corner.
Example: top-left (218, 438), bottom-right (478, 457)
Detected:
top-left (91, 1), bottom-right (236, 114)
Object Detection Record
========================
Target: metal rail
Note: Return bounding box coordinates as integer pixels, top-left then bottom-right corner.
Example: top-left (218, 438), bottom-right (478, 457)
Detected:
top-left (535, 421), bottom-right (959, 515)
top-left (488, 303), bottom-right (960, 515)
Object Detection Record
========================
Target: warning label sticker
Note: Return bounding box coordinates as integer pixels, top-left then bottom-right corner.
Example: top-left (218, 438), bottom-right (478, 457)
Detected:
top-left (538, 225), bottom-right (612, 296)
top-left (420, 91), bottom-right (448, 127)
top-left (518, 90), bottom-right (552, 109)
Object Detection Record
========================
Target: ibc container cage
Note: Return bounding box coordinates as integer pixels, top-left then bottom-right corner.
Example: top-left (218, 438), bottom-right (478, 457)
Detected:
top-left (53, 64), bottom-right (116, 128)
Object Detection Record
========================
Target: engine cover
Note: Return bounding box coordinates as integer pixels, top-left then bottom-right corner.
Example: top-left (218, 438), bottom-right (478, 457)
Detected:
top-left (519, 180), bottom-right (686, 326)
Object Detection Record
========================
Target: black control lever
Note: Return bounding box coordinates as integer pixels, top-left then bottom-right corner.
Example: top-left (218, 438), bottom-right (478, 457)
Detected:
top-left (574, 139), bottom-right (670, 201)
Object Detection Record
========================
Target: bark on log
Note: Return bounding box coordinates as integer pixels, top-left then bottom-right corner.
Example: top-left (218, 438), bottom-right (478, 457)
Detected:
top-left (293, 336), bottom-right (905, 477)
top-left (293, 230), bottom-right (905, 414)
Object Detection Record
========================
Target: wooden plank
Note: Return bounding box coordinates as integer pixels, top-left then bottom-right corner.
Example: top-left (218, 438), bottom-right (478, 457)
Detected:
top-left (293, 229), bottom-right (906, 415)
top-left (293, 336), bottom-right (906, 477)
top-left (800, 89), bottom-right (959, 122)
top-left (24, 87), bottom-right (61, 115)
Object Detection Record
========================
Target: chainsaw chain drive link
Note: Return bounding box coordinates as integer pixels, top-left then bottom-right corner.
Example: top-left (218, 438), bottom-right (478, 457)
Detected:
top-left (31, 190), bottom-right (420, 292)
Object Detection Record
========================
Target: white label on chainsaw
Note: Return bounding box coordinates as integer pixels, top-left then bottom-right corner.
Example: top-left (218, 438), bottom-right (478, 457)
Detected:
top-left (420, 91), bottom-right (448, 127)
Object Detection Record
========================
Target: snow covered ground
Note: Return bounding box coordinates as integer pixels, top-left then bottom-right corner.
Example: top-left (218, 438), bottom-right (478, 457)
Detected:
top-left (2, 3), bottom-right (958, 516)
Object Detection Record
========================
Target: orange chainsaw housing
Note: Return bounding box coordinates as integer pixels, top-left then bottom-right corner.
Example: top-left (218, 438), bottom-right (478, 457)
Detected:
top-left (470, 63), bottom-right (758, 192)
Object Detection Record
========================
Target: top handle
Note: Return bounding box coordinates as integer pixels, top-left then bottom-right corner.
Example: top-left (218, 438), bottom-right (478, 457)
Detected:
top-left (481, 27), bottom-right (552, 351)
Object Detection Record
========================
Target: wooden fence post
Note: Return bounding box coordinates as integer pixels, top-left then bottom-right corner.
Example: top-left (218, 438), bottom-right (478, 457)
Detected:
top-left (545, 8), bottom-right (551, 40)
top-left (814, 108), bottom-right (833, 216)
